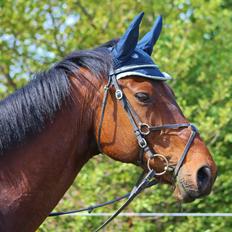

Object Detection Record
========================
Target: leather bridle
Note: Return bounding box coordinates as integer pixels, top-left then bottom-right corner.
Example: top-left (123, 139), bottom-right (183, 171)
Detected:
top-left (98, 65), bottom-right (198, 178)
top-left (92, 65), bottom-right (198, 231)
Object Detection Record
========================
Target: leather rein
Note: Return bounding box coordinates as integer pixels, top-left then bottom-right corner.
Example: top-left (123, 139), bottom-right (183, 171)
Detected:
top-left (49, 65), bottom-right (198, 232)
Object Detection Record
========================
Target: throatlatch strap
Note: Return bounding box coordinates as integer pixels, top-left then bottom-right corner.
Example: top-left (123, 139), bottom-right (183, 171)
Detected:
top-left (97, 77), bottom-right (112, 151)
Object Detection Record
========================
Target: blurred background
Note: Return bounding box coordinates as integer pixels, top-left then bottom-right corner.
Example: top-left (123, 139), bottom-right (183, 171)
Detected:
top-left (1, 0), bottom-right (232, 231)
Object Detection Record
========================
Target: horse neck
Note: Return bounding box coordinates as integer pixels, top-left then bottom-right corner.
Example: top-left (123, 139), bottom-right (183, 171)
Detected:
top-left (0, 74), bottom-right (99, 231)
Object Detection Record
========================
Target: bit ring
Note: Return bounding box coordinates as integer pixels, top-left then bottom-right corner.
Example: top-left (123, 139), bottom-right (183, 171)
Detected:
top-left (147, 153), bottom-right (169, 176)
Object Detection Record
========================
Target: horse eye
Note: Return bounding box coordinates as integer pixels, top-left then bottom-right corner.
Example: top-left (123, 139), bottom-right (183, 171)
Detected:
top-left (134, 92), bottom-right (150, 103)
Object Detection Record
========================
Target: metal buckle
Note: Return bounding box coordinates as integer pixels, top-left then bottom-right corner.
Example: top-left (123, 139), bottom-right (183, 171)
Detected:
top-left (139, 123), bottom-right (150, 135)
top-left (115, 89), bottom-right (123, 100)
top-left (138, 138), bottom-right (147, 148)
top-left (147, 154), bottom-right (169, 176)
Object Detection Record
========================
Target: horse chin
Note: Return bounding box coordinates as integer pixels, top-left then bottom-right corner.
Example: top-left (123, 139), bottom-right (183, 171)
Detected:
top-left (155, 175), bottom-right (195, 203)
top-left (173, 184), bottom-right (195, 203)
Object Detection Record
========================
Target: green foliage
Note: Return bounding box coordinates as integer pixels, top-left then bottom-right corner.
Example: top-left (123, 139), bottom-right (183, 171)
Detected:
top-left (1, 0), bottom-right (232, 231)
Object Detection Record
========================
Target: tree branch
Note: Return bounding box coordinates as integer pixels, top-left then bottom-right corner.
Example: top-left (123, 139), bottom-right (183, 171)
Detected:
top-left (76, 0), bottom-right (97, 29)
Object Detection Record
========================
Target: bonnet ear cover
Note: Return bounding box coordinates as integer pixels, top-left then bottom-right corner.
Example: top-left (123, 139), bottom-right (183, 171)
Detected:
top-left (112, 12), bottom-right (144, 66)
top-left (137, 15), bottom-right (162, 55)
top-left (111, 13), bottom-right (172, 81)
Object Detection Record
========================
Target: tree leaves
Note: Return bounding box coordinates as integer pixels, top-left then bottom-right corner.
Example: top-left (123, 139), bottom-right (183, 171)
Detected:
top-left (1, 0), bottom-right (232, 231)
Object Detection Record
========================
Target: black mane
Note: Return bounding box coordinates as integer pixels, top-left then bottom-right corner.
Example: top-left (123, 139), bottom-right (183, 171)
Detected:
top-left (0, 42), bottom-right (114, 154)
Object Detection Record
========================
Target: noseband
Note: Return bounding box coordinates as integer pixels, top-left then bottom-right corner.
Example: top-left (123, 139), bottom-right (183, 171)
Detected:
top-left (98, 65), bottom-right (198, 178)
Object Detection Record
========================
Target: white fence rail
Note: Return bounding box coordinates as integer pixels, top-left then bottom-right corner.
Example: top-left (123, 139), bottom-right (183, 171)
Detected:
top-left (59, 212), bottom-right (232, 217)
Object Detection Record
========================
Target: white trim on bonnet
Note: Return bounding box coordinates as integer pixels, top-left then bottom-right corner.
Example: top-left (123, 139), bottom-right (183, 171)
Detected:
top-left (116, 71), bottom-right (172, 80)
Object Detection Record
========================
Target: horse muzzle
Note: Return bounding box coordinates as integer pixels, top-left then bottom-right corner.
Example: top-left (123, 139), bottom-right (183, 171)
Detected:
top-left (173, 165), bottom-right (217, 203)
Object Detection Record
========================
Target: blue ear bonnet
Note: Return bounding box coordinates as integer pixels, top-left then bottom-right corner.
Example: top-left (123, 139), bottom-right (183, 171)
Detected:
top-left (111, 12), bottom-right (171, 81)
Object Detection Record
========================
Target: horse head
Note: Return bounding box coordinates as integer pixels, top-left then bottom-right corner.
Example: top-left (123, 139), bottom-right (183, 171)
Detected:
top-left (96, 12), bottom-right (217, 203)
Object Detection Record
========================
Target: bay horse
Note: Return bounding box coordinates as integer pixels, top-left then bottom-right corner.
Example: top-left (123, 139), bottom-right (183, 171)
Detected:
top-left (0, 13), bottom-right (217, 231)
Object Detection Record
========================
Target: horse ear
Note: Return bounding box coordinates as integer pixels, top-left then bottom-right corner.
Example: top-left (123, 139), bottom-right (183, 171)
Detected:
top-left (112, 12), bottom-right (144, 62)
top-left (137, 15), bottom-right (162, 55)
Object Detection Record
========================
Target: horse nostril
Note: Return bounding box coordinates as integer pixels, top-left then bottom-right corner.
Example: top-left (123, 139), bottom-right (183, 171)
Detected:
top-left (197, 166), bottom-right (212, 194)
